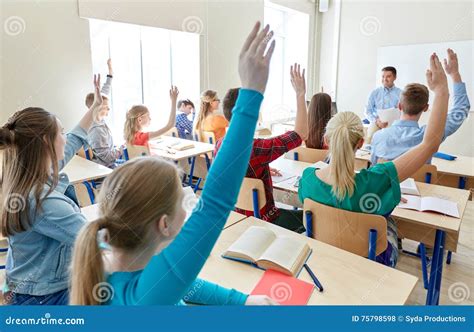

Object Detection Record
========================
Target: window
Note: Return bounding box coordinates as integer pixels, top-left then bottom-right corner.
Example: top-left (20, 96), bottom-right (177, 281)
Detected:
top-left (89, 19), bottom-right (200, 143)
top-left (263, 1), bottom-right (309, 126)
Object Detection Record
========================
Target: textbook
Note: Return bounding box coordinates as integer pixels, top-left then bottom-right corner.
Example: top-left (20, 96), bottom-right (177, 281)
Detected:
top-left (377, 107), bottom-right (400, 126)
top-left (271, 171), bottom-right (296, 184)
top-left (398, 195), bottom-right (460, 218)
top-left (400, 178), bottom-right (420, 196)
top-left (222, 226), bottom-right (312, 276)
top-left (251, 270), bottom-right (314, 305)
top-left (167, 141), bottom-right (195, 151)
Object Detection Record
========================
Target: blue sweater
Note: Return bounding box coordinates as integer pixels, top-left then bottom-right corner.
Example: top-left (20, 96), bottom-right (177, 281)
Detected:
top-left (107, 89), bottom-right (262, 305)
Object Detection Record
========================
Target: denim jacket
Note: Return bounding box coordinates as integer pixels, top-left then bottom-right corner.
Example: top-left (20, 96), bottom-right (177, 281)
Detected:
top-left (6, 125), bottom-right (88, 296)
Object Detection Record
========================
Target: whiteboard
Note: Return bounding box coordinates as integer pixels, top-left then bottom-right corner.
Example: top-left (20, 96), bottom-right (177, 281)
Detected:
top-left (377, 40), bottom-right (473, 109)
top-left (376, 40), bottom-right (473, 157)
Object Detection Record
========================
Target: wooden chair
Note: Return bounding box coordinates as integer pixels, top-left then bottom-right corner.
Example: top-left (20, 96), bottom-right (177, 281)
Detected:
top-left (178, 156), bottom-right (210, 193)
top-left (197, 131), bottom-right (216, 144)
top-left (123, 145), bottom-right (150, 160)
top-left (411, 164), bottom-right (438, 184)
top-left (164, 127), bottom-right (179, 138)
top-left (73, 182), bottom-right (98, 207)
top-left (285, 146), bottom-right (329, 163)
top-left (77, 145), bottom-right (93, 160)
top-left (236, 178), bottom-right (266, 219)
top-left (303, 199), bottom-right (387, 260)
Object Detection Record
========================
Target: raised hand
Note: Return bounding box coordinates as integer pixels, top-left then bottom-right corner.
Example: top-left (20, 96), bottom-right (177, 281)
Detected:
top-left (443, 48), bottom-right (461, 82)
top-left (90, 74), bottom-right (103, 121)
top-left (107, 58), bottom-right (113, 76)
top-left (426, 53), bottom-right (448, 94)
top-left (290, 63), bottom-right (306, 97)
top-left (238, 22), bottom-right (276, 94)
top-left (169, 86), bottom-right (179, 101)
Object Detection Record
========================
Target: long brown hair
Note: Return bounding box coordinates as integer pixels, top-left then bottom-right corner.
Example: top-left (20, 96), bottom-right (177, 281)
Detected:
top-left (325, 112), bottom-right (364, 200)
top-left (123, 105), bottom-right (149, 145)
top-left (1, 108), bottom-right (60, 236)
top-left (306, 93), bottom-right (332, 149)
top-left (194, 90), bottom-right (218, 140)
top-left (70, 157), bottom-right (182, 305)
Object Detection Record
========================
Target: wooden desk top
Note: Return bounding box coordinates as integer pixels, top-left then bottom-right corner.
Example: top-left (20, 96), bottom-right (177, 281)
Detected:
top-left (148, 137), bottom-right (214, 161)
top-left (199, 217), bottom-right (418, 305)
top-left (82, 203), bottom-right (247, 229)
top-left (62, 155), bottom-right (113, 184)
top-left (270, 158), bottom-right (312, 194)
top-left (392, 182), bottom-right (470, 234)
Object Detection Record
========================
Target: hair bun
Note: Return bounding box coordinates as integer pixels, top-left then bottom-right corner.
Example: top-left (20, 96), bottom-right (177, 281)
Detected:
top-left (0, 126), bottom-right (14, 148)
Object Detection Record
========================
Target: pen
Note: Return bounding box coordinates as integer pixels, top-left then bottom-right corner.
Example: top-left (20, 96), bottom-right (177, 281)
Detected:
top-left (304, 263), bottom-right (324, 292)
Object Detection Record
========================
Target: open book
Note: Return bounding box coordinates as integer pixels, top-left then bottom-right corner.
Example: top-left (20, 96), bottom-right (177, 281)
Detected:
top-left (377, 107), bottom-right (400, 126)
top-left (398, 195), bottom-right (460, 218)
top-left (400, 178), bottom-right (420, 196)
top-left (222, 226), bottom-right (312, 276)
top-left (167, 141), bottom-right (195, 151)
top-left (312, 161), bottom-right (329, 170)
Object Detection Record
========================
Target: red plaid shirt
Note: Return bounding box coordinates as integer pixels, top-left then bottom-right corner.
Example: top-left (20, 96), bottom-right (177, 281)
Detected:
top-left (214, 131), bottom-right (302, 222)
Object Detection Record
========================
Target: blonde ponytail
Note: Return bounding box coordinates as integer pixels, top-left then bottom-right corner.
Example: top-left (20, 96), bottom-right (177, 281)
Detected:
top-left (325, 112), bottom-right (364, 201)
top-left (124, 105), bottom-right (149, 145)
top-left (70, 219), bottom-right (106, 305)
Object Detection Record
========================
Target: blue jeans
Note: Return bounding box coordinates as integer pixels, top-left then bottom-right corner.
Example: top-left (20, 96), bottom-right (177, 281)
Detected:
top-left (8, 288), bottom-right (69, 305)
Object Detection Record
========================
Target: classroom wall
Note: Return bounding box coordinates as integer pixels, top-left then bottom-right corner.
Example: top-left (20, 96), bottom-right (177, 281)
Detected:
top-left (0, 0), bottom-right (93, 130)
top-left (317, 0), bottom-right (474, 156)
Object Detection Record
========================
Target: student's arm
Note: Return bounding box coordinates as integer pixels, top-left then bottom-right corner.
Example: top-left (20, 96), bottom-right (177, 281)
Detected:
top-left (253, 131), bottom-right (302, 165)
top-left (183, 278), bottom-right (248, 305)
top-left (393, 53), bottom-right (449, 182)
top-left (131, 23), bottom-right (275, 305)
top-left (365, 90), bottom-right (377, 122)
top-left (442, 50), bottom-right (470, 138)
top-left (78, 75), bottom-right (102, 132)
top-left (147, 86), bottom-right (179, 140)
top-left (31, 196), bottom-right (86, 245)
top-left (100, 59), bottom-right (113, 96)
top-left (290, 63), bottom-right (308, 140)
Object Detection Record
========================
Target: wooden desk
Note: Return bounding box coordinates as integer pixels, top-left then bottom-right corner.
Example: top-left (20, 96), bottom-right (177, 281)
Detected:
top-left (82, 203), bottom-right (247, 229)
top-left (199, 217), bottom-right (418, 305)
top-left (62, 155), bottom-right (113, 184)
top-left (148, 137), bottom-right (214, 162)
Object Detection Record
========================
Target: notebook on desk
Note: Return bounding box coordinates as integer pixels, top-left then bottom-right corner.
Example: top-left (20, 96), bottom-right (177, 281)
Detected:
top-left (398, 195), bottom-right (460, 218)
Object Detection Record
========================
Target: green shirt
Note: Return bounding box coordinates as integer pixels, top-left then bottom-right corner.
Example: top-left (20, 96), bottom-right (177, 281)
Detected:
top-left (298, 162), bottom-right (401, 215)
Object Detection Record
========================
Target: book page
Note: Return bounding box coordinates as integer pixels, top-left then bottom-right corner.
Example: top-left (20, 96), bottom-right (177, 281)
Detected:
top-left (420, 197), bottom-right (460, 218)
top-left (398, 195), bottom-right (422, 211)
top-left (258, 236), bottom-right (308, 274)
top-left (400, 178), bottom-right (420, 196)
top-left (271, 171), bottom-right (296, 184)
top-left (312, 161), bottom-right (329, 170)
top-left (224, 226), bottom-right (277, 262)
top-left (377, 107), bottom-right (400, 125)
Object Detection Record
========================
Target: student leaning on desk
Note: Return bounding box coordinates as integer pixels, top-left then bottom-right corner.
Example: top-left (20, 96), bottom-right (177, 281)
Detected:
top-left (371, 48), bottom-right (470, 165)
top-left (299, 52), bottom-right (451, 268)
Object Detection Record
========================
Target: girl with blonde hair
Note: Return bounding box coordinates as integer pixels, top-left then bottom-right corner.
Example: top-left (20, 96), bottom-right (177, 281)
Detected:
top-left (299, 53), bottom-right (451, 267)
top-left (70, 22), bottom-right (278, 306)
top-left (194, 90), bottom-right (228, 142)
top-left (124, 86), bottom-right (179, 146)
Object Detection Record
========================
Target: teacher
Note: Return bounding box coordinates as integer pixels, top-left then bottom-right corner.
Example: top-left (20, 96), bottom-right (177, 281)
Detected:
top-left (365, 66), bottom-right (402, 143)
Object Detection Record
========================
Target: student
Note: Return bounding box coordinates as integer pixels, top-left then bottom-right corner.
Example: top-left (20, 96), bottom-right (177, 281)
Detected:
top-left (176, 99), bottom-right (195, 140)
top-left (365, 66), bottom-right (403, 143)
top-left (194, 90), bottom-right (228, 142)
top-left (299, 53), bottom-right (450, 267)
top-left (70, 22), bottom-right (278, 305)
top-left (124, 87), bottom-right (179, 146)
top-left (371, 49), bottom-right (469, 165)
top-left (305, 92), bottom-right (332, 149)
top-left (214, 64), bottom-right (308, 233)
top-left (86, 59), bottom-right (122, 168)
top-left (0, 75), bottom-right (103, 305)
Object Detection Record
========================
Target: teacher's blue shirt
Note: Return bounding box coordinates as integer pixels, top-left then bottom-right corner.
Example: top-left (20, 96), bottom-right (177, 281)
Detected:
top-left (365, 85), bottom-right (403, 122)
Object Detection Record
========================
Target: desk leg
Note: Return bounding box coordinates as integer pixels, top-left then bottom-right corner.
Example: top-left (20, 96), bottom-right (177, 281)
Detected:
top-left (82, 181), bottom-right (95, 205)
top-left (426, 230), bottom-right (446, 305)
top-left (187, 156), bottom-right (197, 188)
top-left (204, 154), bottom-right (211, 170)
top-left (419, 243), bottom-right (429, 290)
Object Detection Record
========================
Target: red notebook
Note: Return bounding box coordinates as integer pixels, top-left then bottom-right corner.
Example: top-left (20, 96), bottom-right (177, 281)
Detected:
top-left (251, 269), bottom-right (314, 305)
